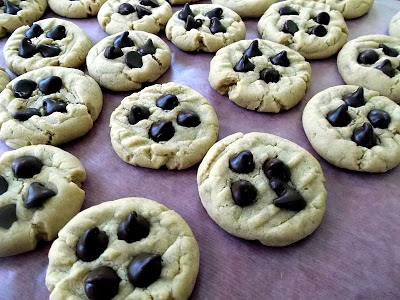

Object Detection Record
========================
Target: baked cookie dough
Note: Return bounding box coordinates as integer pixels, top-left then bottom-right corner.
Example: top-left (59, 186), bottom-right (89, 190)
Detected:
top-left (98, 0), bottom-right (172, 35)
top-left (0, 145), bottom-right (86, 257)
top-left (209, 39), bottom-right (311, 113)
top-left (110, 82), bottom-right (219, 170)
top-left (4, 18), bottom-right (92, 75)
top-left (0, 67), bottom-right (103, 149)
top-left (49, 0), bottom-right (107, 18)
top-left (303, 85), bottom-right (400, 173)
top-left (197, 132), bottom-right (327, 247)
top-left (337, 35), bottom-right (400, 103)
top-left (165, 3), bottom-right (246, 52)
top-left (0, 67), bottom-right (10, 93)
top-left (389, 12), bottom-right (400, 39)
top-left (258, 0), bottom-right (348, 59)
top-left (0, 0), bottom-right (47, 38)
top-left (46, 197), bottom-right (200, 300)
top-left (87, 31), bottom-right (171, 91)
top-left (211, 0), bottom-right (277, 18)
top-left (316, 0), bottom-right (374, 19)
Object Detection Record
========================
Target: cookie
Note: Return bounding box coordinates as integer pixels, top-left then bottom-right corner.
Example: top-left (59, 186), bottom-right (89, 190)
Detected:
top-left (46, 197), bottom-right (200, 299)
top-left (316, 0), bottom-right (374, 19)
top-left (98, 0), bottom-right (172, 35)
top-left (3, 18), bottom-right (92, 75)
top-left (87, 31), bottom-right (171, 91)
top-left (110, 82), bottom-right (219, 170)
top-left (389, 12), bottom-right (400, 39)
top-left (197, 132), bottom-right (327, 247)
top-left (209, 39), bottom-right (311, 113)
top-left (48, 0), bottom-right (107, 18)
top-left (0, 67), bottom-right (10, 93)
top-left (257, 0), bottom-right (348, 59)
top-left (0, 145), bottom-right (86, 257)
top-left (211, 0), bottom-right (277, 18)
top-left (0, 66), bottom-right (103, 149)
top-left (165, 4), bottom-right (246, 52)
top-left (337, 34), bottom-right (400, 103)
top-left (0, 0), bottom-right (47, 38)
top-left (303, 85), bottom-right (400, 173)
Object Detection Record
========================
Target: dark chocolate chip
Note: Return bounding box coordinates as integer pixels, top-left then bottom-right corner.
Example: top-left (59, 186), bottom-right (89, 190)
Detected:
top-left (125, 51), bottom-right (143, 68)
top-left (185, 15), bottom-right (203, 31)
top-left (314, 12), bottom-right (330, 25)
top-left (310, 25), bottom-right (327, 37)
top-left (76, 227), bottom-right (109, 262)
top-left (178, 3), bottom-right (194, 21)
top-left (352, 122), bottom-right (376, 148)
top-left (118, 2), bottom-right (135, 15)
top-left (12, 108), bottom-right (41, 121)
top-left (367, 109), bottom-right (391, 129)
top-left (260, 68), bottom-right (280, 83)
top-left (282, 20), bottom-right (298, 35)
top-left (327, 104), bottom-right (351, 127)
top-left (0, 175), bottom-right (8, 195)
top-left (0, 204), bottom-right (17, 229)
top-left (176, 110), bottom-right (200, 127)
top-left (156, 94), bottom-right (179, 110)
top-left (234, 54), bottom-right (255, 72)
top-left (149, 121), bottom-right (175, 142)
top-left (231, 180), bottom-right (257, 207)
top-left (113, 31), bottom-right (134, 48)
top-left (46, 25), bottom-right (66, 40)
top-left (263, 158), bottom-right (290, 182)
top-left (343, 87), bottom-right (365, 107)
top-left (18, 38), bottom-right (37, 58)
top-left (104, 46), bottom-right (123, 59)
top-left (375, 59), bottom-right (395, 77)
top-left (128, 253), bottom-right (162, 287)
top-left (270, 51), bottom-right (290, 67)
top-left (25, 182), bottom-right (56, 208)
top-left (84, 267), bottom-right (121, 300)
top-left (25, 24), bottom-right (44, 39)
top-left (5, 0), bottom-right (21, 14)
top-left (379, 43), bottom-right (399, 57)
top-left (229, 150), bottom-right (255, 174)
top-left (140, 0), bottom-right (159, 7)
top-left (210, 17), bottom-right (226, 34)
top-left (37, 44), bottom-right (61, 57)
top-left (39, 76), bottom-right (62, 94)
top-left (357, 49), bottom-right (379, 64)
top-left (43, 99), bottom-right (67, 115)
top-left (128, 105), bottom-right (150, 125)
top-left (136, 5), bottom-right (152, 19)
top-left (13, 79), bottom-right (37, 98)
top-left (118, 211), bottom-right (150, 243)
top-left (205, 7), bottom-right (223, 20)
top-left (243, 40), bottom-right (262, 58)
top-left (279, 5), bottom-right (298, 15)
top-left (12, 155), bottom-right (42, 178)
top-left (273, 185), bottom-right (306, 211)
top-left (268, 177), bottom-right (286, 196)
top-left (139, 39), bottom-right (156, 55)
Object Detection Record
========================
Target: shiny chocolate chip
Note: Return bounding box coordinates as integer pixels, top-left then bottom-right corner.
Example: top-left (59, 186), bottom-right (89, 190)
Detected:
top-left (18, 38), bottom-right (37, 58)
top-left (379, 43), bottom-right (399, 57)
top-left (149, 121), bottom-right (175, 142)
top-left (136, 5), bottom-right (152, 19)
top-left (229, 150), bottom-right (254, 174)
top-left (113, 31), bottom-right (134, 48)
top-left (234, 54), bottom-right (255, 72)
top-left (39, 76), bottom-right (62, 94)
top-left (0, 175), bottom-right (8, 195)
top-left (343, 87), bottom-right (365, 107)
top-left (140, 0), bottom-right (158, 8)
top-left (260, 68), bottom-right (280, 83)
top-left (185, 15), bottom-right (202, 31)
top-left (77, 227), bottom-right (109, 262)
top-left (327, 104), bottom-right (351, 127)
top-left (367, 109), bottom-right (391, 129)
top-left (25, 182), bottom-right (56, 208)
top-left (128, 253), bottom-right (162, 287)
top-left (128, 105), bottom-right (150, 125)
top-left (37, 44), bottom-right (61, 57)
top-left (0, 204), bottom-right (17, 229)
top-left (118, 2), bottom-right (135, 15)
top-left (46, 25), bottom-right (66, 40)
top-left (13, 79), bottom-right (37, 98)
top-left (357, 49), bottom-right (379, 64)
top-left (263, 158), bottom-right (290, 181)
top-left (282, 20), bottom-right (298, 35)
top-left (12, 156), bottom-right (42, 178)
top-left (375, 59), bottom-right (395, 78)
top-left (205, 7), bottom-right (223, 20)
top-left (274, 185), bottom-right (306, 211)
top-left (314, 12), bottom-right (330, 25)
top-left (25, 24), bottom-right (43, 39)
top-left (139, 39), bottom-right (156, 55)
top-left (268, 177), bottom-right (286, 198)
top-left (310, 25), bottom-right (327, 37)
top-left (210, 17), bottom-right (226, 34)
top-left (178, 3), bottom-right (194, 21)
top-left (352, 123), bottom-right (376, 148)
top-left (270, 51), bottom-right (290, 67)
top-left (125, 51), bottom-right (143, 68)
top-left (5, 0), bottom-right (21, 14)
top-left (84, 267), bottom-right (121, 300)
top-left (231, 180), bottom-right (257, 207)
top-left (279, 5), bottom-right (298, 15)
top-left (156, 94), bottom-right (179, 110)
top-left (118, 211), bottom-right (150, 243)
top-left (13, 108), bottom-right (41, 121)
top-left (43, 99), bottom-right (67, 115)
top-left (104, 46), bottom-right (123, 59)
top-left (244, 40), bottom-right (262, 58)
top-left (176, 110), bottom-right (200, 127)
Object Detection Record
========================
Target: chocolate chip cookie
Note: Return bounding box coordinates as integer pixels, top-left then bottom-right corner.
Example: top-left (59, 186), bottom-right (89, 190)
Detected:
top-left (46, 197), bottom-right (200, 299)
top-left (316, 0), bottom-right (374, 19)
top-left (390, 12), bottom-right (400, 39)
top-left (197, 132), bottom-right (327, 247)
top-left (48, 0), bottom-right (107, 18)
top-left (209, 39), bottom-right (311, 113)
top-left (211, 0), bottom-right (277, 18)
top-left (0, 145), bottom-right (86, 257)
top-left (0, 67), bottom-right (10, 93)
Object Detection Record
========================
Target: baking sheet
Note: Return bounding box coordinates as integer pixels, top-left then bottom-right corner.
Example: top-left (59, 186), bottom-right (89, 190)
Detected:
top-left (1, 0), bottom-right (400, 298)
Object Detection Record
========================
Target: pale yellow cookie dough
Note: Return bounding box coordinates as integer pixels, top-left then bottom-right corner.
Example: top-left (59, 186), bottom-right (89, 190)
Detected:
top-left (211, 0), bottom-right (277, 18)
top-left (389, 11), bottom-right (400, 39)
top-left (49, 0), bottom-right (107, 18)
top-left (316, 0), bottom-right (374, 19)
top-left (0, 67), bottom-right (10, 93)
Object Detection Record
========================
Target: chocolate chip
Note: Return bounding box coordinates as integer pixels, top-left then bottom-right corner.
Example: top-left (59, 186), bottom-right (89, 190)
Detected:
top-left (314, 12), bottom-right (330, 25)
top-left (357, 49), bottom-right (379, 64)
top-left (128, 105), bottom-right (150, 125)
top-left (128, 253), bottom-right (162, 287)
top-left (25, 182), bottom-right (56, 208)
top-left (149, 121), bottom-right (175, 142)
top-left (185, 15), bottom-right (203, 31)
top-left (243, 40), bottom-right (262, 58)
top-left (231, 180), bottom-right (257, 207)
top-left (125, 51), bottom-right (143, 68)
top-left (118, 3), bottom-right (135, 15)
top-left (156, 94), bottom-right (179, 110)
top-left (113, 31), bottom-right (134, 48)
top-left (136, 5), bottom-right (152, 18)
top-left (375, 59), bottom-right (395, 77)
top-left (274, 185), bottom-right (306, 211)
top-left (343, 87), bottom-right (365, 107)
top-left (18, 38), bottom-right (37, 58)
top-left (379, 43), bottom-right (399, 57)
top-left (205, 7), bottom-right (223, 19)
top-left (263, 158), bottom-right (290, 181)
top-left (13, 79), bottom-right (37, 98)
top-left (25, 24), bottom-right (44, 39)
top-left (260, 68), bottom-right (280, 84)
top-left (46, 25), bottom-right (66, 40)
top-left (37, 44), bottom-right (61, 57)
top-left (178, 3), bottom-right (194, 21)
top-left (39, 76), bottom-right (62, 94)
top-left (270, 51), bottom-right (290, 67)
top-left (176, 110), bottom-right (200, 127)
top-left (12, 156), bottom-right (42, 178)
top-left (327, 104), bottom-right (351, 127)
top-left (210, 17), bottom-right (226, 34)
top-left (84, 267), bottom-right (121, 300)
top-left (310, 25), bottom-right (327, 37)
top-left (12, 108), bottom-right (41, 121)
top-left (139, 39), bottom-right (156, 55)
top-left (367, 109), bottom-right (391, 129)
top-left (282, 20), bottom-right (298, 35)
top-left (234, 54), bottom-right (255, 72)
top-left (279, 5), bottom-right (298, 15)
top-left (43, 99), bottom-right (67, 115)
top-left (140, 0), bottom-right (159, 7)
top-left (77, 227), bottom-right (109, 262)
top-left (0, 175), bottom-right (8, 195)
top-left (5, 0), bottom-right (21, 14)
top-left (118, 211), bottom-right (150, 243)
top-left (104, 46), bottom-right (123, 59)
top-left (352, 123), bottom-right (376, 148)
top-left (229, 150), bottom-right (254, 174)
top-left (0, 204), bottom-right (17, 229)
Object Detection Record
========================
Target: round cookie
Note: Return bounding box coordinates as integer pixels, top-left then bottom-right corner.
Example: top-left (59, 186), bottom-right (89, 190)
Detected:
top-left (110, 82), bottom-right (219, 170)
top-left (48, 0), bottom-right (107, 18)
top-left (389, 12), bottom-right (400, 39)
top-left (258, 0), bottom-right (349, 60)
top-left (0, 66), bottom-right (103, 149)
top-left (303, 85), bottom-right (400, 173)
top-left (211, 0), bottom-right (277, 18)
top-left (98, 0), bottom-right (172, 35)
top-left (337, 35), bottom-right (400, 103)
top-left (165, 3), bottom-right (246, 52)
top-left (316, 0), bottom-right (374, 19)
top-left (4, 18), bottom-right (92, 75)
top-left (209, 39), bottom-right (311, 113)
top-left (197, 132), bottom-right (327, 247)
top-left (0, 145), bottom-right (86, 257)
top-left (0, 67), bottom-right (10, 93)
top-left (46, 197), bottom-right (200, 299)
top-left (0, 0), bottom-right (47, 38)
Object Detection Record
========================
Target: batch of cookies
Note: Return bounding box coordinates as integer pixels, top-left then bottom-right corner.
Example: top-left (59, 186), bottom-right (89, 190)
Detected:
top-left (0, 0), bottom-right (399, 299)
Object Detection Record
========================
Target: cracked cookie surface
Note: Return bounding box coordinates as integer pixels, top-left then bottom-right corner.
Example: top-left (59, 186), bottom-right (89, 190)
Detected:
top-left (0, 67), bottom-right (10, 93)
top-left (390, 12), bottom-right (400, 39)
top-left (49, 0), bottom-right (107, 18)
top-left (211, 0), bottom-right (277, 18)
top-left (0, 145), bottom-right (86, 257)
top-left (315, 0), bottom-right (374, 19)
top-left (46, 197), bottom-right (200, 300)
